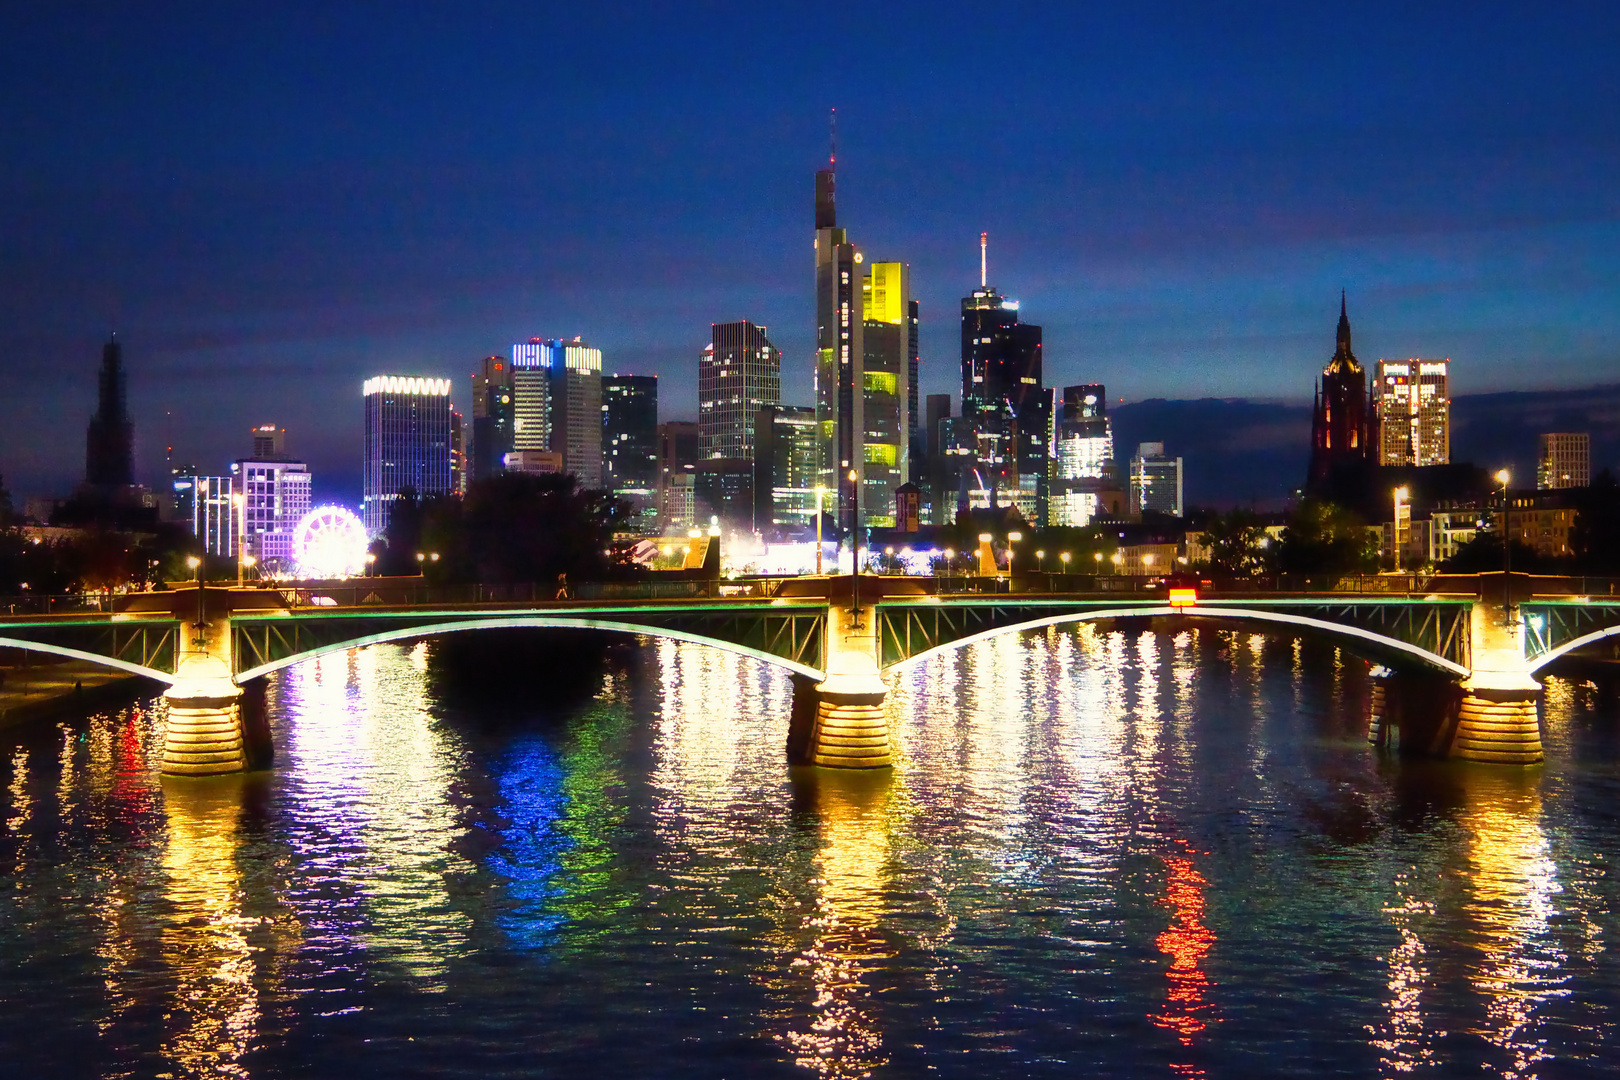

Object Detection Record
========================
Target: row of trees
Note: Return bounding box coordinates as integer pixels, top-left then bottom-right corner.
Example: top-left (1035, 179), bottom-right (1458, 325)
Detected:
top-left (373, 472), bottom-right (633, 584)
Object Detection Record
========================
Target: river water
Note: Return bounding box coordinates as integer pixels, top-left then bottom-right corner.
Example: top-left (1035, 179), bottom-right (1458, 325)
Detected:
top-left (3, 626), bottom-right (1619, 1078)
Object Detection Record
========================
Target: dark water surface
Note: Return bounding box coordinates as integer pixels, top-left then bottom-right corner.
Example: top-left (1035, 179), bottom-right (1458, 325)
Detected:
top-left (4, 627), bottom-right (1620, 1078)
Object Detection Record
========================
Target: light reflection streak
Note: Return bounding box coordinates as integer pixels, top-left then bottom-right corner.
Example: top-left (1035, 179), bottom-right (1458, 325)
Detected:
top-left (1365, 873), bottom-right (1442, 1074)
top-left (780, 770), bottom-right (894, 1079)
top-left (156, 777), bottom-right (261, 1079)
top-left (1457, 773), bottom-right (1568, 1078)
top-left (1150, 837), bottom-right (1217, 1075)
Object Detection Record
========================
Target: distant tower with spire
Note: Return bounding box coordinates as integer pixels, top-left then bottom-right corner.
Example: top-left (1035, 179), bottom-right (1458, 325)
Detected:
top-left (1307, 292), bottom-right (1372, 494)
top-left (85, 333), bottom-right (135, 491)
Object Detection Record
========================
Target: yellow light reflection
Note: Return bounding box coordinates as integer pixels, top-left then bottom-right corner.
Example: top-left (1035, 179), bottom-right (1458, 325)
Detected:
top-left (1365, 875), bottom-right (1441, 1073)
top-left (157, 776), bottom-right (262, 1078)
top-left (780, 770), bottom-right (894, 1079)
top-left (1457, 772), bottom-right (1567, 1079)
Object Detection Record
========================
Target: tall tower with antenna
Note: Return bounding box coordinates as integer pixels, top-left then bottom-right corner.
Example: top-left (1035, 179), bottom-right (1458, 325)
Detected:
top-left (814, 108), bottom-right (864, 529)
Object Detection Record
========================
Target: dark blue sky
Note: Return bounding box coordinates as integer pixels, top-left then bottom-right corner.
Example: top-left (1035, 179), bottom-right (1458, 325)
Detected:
top-left (3, 2), bottom-right (1618, 503)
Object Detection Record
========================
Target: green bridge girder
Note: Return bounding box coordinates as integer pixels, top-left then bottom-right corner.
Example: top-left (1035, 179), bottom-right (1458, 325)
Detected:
top-left (0, 616), bottom-right (180, 681)
top-left (876, 597), bottom-right (1475, 673)
top-left (1520, 599), bottom-right (1620, 667)
top-left (230, 602), bottom-right (829, 682)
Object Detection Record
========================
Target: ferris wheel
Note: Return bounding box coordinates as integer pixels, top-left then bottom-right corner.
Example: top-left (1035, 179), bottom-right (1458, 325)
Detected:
top-left (293, 505), bottom-right (369, 579)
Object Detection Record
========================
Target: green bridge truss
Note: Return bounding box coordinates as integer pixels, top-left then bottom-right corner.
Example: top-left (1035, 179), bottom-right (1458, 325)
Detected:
top-left (876, 597), bottom-right (1474, 674)
top-left (0, 616), bottom-right (180, 681)
top-left (231, 602), bottom-right (829, 682)
top-left (1520, 600), bottom-right (1620, 668)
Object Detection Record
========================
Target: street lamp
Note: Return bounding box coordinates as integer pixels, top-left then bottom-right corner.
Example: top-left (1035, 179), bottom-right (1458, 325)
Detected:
top-left (1035, 549), bottom-right (1046, 572)
top-left (1061, 551), bottom-right (1071, 572)
top-left (186, 555), bottom-right (203, 643)
top-left (1392, 486), bottom-right (1410, 573)
top-left (848, 468), bottom-right (861, 623)
top-left (814, 484), bottom-right (827, 575)
top-left (1007, 531), bottom-right (1022, 579)
top-left (232, 492), bottom-right (246, 587)
top-left (365, 552), bottom-right (377, 576)
top-left (1496, 469), bottom-right (1512, 616)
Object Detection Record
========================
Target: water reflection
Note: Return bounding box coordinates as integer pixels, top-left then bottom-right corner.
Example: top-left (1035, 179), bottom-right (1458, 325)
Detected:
top-left (1150, 837), bottom-right (1217, 1076)
top-left (1367, 874), bottom-right (1442, 1075)
top-left (1457, 770), bottom-right (1567, 1079)
top-left (781, 769), bottom-right (894, 1079)
top-left (156, 777), bottom-right (263, 1079)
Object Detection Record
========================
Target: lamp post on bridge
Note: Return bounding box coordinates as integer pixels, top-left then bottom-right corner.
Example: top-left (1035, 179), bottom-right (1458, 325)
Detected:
top-left (814, 484), bottom-right (826, 575)
top-left (848, 468), bottom-right (861, 626)
top-left (1392, 486), bottom-right (1409, 574)
top-left (1496, 469), bottom-right (1512, 620)
top-left (186, 555), bottom-right (204, 649)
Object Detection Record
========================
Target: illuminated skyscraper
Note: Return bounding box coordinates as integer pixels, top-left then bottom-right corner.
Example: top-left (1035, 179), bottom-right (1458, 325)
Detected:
top-left (700, 322), bottom-right (780, 460)
top-left (470, 355), bottom-right (513, 482)
top-left (960, 236), bottom-right (1047, 522)
top-left (603, 374), bottom-right (659, 533)
top-left (860, 261), bottom-right (911, 526)
top-left (754, 404), bottom-right (820, 532)
top-left (362, 375), bottom-right (453, 537)
top-left (1129, 442), bottom-right (1183, 518)
top-left (511, 338), bottom-right (604, 487)
top-left (1538, 432), bottom-right (1590, 489)
top-left (85, 334), bottom-right (134, 491)
top-left (233, 424), bottom-right (311, 571)
top-left (1307, 292), bottom-right (1372, 492)
top-left (814, 160), bottom-right (864, 528)
top-left (1374, 358), bottom-right (1450, 466)
top-left (449, 407), bottom-right (466, 495)
top-left (1052, 384), bottom-right (1116, 526)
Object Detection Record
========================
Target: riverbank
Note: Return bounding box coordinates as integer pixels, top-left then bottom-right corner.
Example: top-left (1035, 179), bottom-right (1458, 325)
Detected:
top-left (0, 661), bottom-right (156, 730)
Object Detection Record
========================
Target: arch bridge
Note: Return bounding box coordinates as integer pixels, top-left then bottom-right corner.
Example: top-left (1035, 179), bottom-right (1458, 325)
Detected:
top-left (2, 574), bottom-right (1611, 775)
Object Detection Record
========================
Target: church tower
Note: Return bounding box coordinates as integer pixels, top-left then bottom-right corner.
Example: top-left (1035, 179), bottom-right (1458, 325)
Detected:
top-left (1307, 293), bottom-right (1372, 493)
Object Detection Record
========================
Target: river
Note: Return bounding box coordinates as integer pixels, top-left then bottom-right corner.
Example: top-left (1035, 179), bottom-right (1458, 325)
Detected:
top-left (3, 625), bottom-right (1618, 1078)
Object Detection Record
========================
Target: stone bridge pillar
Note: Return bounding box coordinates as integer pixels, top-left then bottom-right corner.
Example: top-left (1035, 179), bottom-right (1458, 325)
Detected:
top-left (788, 602), bottom-right (892, 769)
top-left (162, 587), bottom-right (247, 776)
top-left (1453, 597), bottom-right (1542, 764)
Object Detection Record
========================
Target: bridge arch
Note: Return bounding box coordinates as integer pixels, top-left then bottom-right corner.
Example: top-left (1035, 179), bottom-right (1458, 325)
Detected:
top-left (232, 615), bottom-right (827, 684)
top-left (1527, 624), bottom-right (1620, 674)
top-left (0, 636), bottom-right (177, 684)
top-left (883, 605), bottom-right (1470, 677)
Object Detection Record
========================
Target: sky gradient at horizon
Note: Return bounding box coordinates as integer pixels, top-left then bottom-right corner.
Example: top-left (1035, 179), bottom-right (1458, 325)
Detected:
top-left (3, 2), bottom-right (1618, 502)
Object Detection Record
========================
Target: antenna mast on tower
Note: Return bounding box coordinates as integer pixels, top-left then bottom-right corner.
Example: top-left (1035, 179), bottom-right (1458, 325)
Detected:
top-left (829, 107), bottom-right (837, 167)
top-left (980, 232), bottom-right (987, 288)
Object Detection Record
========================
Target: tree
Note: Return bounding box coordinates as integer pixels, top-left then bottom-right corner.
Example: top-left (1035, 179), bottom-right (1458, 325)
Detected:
top-left (1570, 469), bottom-right (1620, 574)
top-left (1275, 498), bottom-right (1379, 577)
top-left (1196, 509), bottom-right (1269, 576)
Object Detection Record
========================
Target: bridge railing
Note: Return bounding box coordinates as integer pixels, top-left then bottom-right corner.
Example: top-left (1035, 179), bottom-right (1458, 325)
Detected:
top-left (272, 577), bottom-right (787, 608)
top-left (0, 593), bottom-right (120, 616)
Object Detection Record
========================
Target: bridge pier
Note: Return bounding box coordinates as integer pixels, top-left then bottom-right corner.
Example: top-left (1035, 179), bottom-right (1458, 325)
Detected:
top-left (162, 591), bottom-right (248, 777)
top-left (788, 603), bottom-right (892, 769)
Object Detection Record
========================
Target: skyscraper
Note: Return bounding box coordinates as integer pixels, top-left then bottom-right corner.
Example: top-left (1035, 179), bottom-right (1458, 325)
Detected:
top-left (85, 334), bottom-right (134, 491)
top-left (470, 355), bottom-right (513, 483)
top-left (754, 404), bottom-right (820, 532)
top-left (362, 375), bottom-right (454, 537)
top-left (1052, 384), bottom-right (1116, 527)
top-left (858, 261), bottom-right (911, 527)
top-left (233, 424), bottom-right (311, 571)
top-left (1374, 358), bottom-right (1450, 466)
top-left (814, 159), bottom-right (865, 529)
top-left (1130, 442), bottom-right (1184, 518)
top-left (449, 407), bottom-right (466, 495)
top-left (700, 322), bottom-right (780, 460)
top-left (603, 374), bottom-right (659, 533)
top-left (1538, 433), bottom-right (1591, 489)
top-left (960, 237), bottom-right (1047, 522)
top-left (656, 420), bottom-right (701, 531)
top-left (511, 338), bottom-right (604, 486)
top-left (1307, 293), bottom-right (1372, 492)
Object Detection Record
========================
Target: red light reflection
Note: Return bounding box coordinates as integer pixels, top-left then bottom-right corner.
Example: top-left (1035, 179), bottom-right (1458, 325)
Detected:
top-left (1150, 839), bottom-right (1217, 1075)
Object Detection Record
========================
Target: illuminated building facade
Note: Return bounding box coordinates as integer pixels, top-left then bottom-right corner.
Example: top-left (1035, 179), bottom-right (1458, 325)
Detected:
top-left (1374, 358), bottom-right (1450, 466)
top-left (859, 261), bottom-right (911, 526)
top-left (1130, 442), bottom-right (1184, 518)
top-left (657, 420), bottom-right (701, 531)
top-left (175, 473), bottom-right (237, 557)
top-left (511, 338), bottom-right (604, 487)
top-left (1307, 293), bottom-right (1372, 492)
top-left (361, 375), bottom-right (453, 537)
top-left (1537, 432), bottom-right (1590, 489)
top-left (814, 162), bottom-right (865, 528)
top-left (469, 355), bottom-right (513, 483)
top-left (1052, 384), bottom-right (1117, 527)
top-left (960, 239), bottom-right (1048, 522)
top-left (449, 407), bottom-right (466, 495)
top-left (231, 428), bottom-right (312, 570)
top-left (753, 404), bottom-right (819, 532)
top-left (603, 374), bottom-right (659, 534)
top-left (85, 334), bottom-right (135, 491)
top-left (701, 322), bottom-right (780, 462)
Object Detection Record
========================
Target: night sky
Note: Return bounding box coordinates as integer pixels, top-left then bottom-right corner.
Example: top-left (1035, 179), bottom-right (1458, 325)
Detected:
top-left (3, 3), bottom-right (1618, 504)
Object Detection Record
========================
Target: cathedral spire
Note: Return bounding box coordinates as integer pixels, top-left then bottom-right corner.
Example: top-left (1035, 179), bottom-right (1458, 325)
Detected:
top-left (1336, 290), bottom-right (1351, 354)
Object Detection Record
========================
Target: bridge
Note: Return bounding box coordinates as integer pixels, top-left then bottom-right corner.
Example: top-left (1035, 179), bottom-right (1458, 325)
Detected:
top-left (2, 572), bottom-right (1614, 775)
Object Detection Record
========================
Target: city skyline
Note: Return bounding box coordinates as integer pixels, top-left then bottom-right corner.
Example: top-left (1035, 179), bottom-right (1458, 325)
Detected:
top-left (4, 5), bottom-right (1619, 502)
